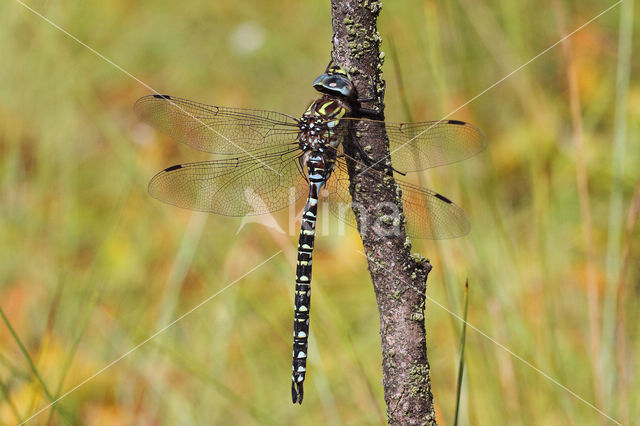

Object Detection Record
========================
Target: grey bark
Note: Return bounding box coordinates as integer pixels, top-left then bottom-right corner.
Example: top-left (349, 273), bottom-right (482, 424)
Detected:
top-left (329, 1), bottom-right (437, 424)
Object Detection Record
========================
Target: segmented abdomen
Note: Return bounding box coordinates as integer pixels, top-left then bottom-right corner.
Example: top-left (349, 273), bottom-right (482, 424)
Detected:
top-left (291, 153), bottom-right (330, 404)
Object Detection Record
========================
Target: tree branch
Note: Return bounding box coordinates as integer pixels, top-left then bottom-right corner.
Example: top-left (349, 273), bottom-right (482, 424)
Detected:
top-left (329, 1), bottom-right (437, 424)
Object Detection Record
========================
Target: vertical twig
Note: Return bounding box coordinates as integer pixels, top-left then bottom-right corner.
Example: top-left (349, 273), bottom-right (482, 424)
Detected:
top-left (329, 1), bottom-right (437, 424)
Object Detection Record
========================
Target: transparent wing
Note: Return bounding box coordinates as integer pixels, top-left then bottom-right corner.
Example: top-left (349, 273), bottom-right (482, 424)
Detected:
top-left (325, 158), bottom-right (470, 239)
top-left (135, 94), bottom-right (300, 154)
top-left (148, 147), bottom-right (308, 216)
top-left (335, 117), bottom-right (486, 172)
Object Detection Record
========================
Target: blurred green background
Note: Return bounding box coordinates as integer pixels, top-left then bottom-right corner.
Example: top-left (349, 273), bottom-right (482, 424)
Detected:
top-left (1, 0), bottom-right (638, 424)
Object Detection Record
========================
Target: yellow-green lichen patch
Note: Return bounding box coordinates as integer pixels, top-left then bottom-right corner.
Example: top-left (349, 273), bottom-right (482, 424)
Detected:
top-left (407, 363), bottom-right (430, 397)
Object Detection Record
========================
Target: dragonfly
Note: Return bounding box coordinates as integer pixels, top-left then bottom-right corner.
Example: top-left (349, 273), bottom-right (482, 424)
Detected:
top-left (134, 62), bottom-right (485, 404)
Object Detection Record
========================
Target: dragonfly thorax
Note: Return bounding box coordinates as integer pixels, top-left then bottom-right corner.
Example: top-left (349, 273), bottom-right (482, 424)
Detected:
top-left (298, 96), bottom-right (350, 153)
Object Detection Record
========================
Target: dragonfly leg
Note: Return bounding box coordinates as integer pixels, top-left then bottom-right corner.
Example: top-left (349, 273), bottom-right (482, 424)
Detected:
top-left (356, 77), bottom-right (385, 117)
top-left (348, 136), bottom-right (407, 176)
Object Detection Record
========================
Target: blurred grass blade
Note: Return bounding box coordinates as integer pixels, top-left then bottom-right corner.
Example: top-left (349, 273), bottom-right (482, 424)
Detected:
top-left (0, 307), bottom-right (71, 422)
top-left (553, 0), bottom-right (604, 409)
top-left (615, 177), bottom-right (640, 425)
top-left (1, 380), bottom-right (23, 423)
top-left (603, 0), bottom-right (635, 412)
top-left (45, 182), bottom-right (132, 425)
top-left (347, 334), bottom-right (386, 423)
top-left (388, 32), bottom-right (460, 324)
top-left (388, 36), bottom-right (414, 122)
top-left (454, 279), bottom-right (469, 426)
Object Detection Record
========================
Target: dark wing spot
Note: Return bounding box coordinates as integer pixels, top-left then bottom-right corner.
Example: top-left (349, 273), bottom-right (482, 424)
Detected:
top-left (434, 193), bottom-right (452, 204)
top-left (447, 120), bottom-right (466, 125)
top-left (164, 164), bottom-right (182, 172)
top-left (153, 94), bottom-right (172, 100)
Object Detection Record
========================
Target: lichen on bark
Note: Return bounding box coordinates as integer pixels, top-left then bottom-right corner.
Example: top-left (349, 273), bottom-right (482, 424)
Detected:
top-left (329, 1), bottom-right (438, 424)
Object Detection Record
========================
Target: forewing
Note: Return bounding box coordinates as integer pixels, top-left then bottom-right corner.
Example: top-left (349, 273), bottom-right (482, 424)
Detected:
top-left (135, 94), bottom-right (300, 154)
top-left (336, 117), bottom-right (485, 172)
top-left (326, 159), bottom-right (470, 239)
top-left (148, 148), bottom-right (307, 216)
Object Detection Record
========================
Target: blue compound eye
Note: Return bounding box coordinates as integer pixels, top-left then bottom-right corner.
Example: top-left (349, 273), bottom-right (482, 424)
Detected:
top-left (312, 72), bottom-right (356, 98)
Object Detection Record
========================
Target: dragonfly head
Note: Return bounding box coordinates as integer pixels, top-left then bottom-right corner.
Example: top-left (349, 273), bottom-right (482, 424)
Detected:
top-left (313, 64), bottom-right (356, 99)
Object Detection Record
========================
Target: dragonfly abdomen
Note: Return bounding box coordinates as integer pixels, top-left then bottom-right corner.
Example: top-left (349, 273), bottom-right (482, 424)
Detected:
top-left (291, 153), bottom-right (333, 404)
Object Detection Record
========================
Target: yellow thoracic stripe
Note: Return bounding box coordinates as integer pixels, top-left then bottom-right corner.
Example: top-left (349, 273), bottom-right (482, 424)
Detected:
top-left (317, 101), bottom-right (347, 119)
